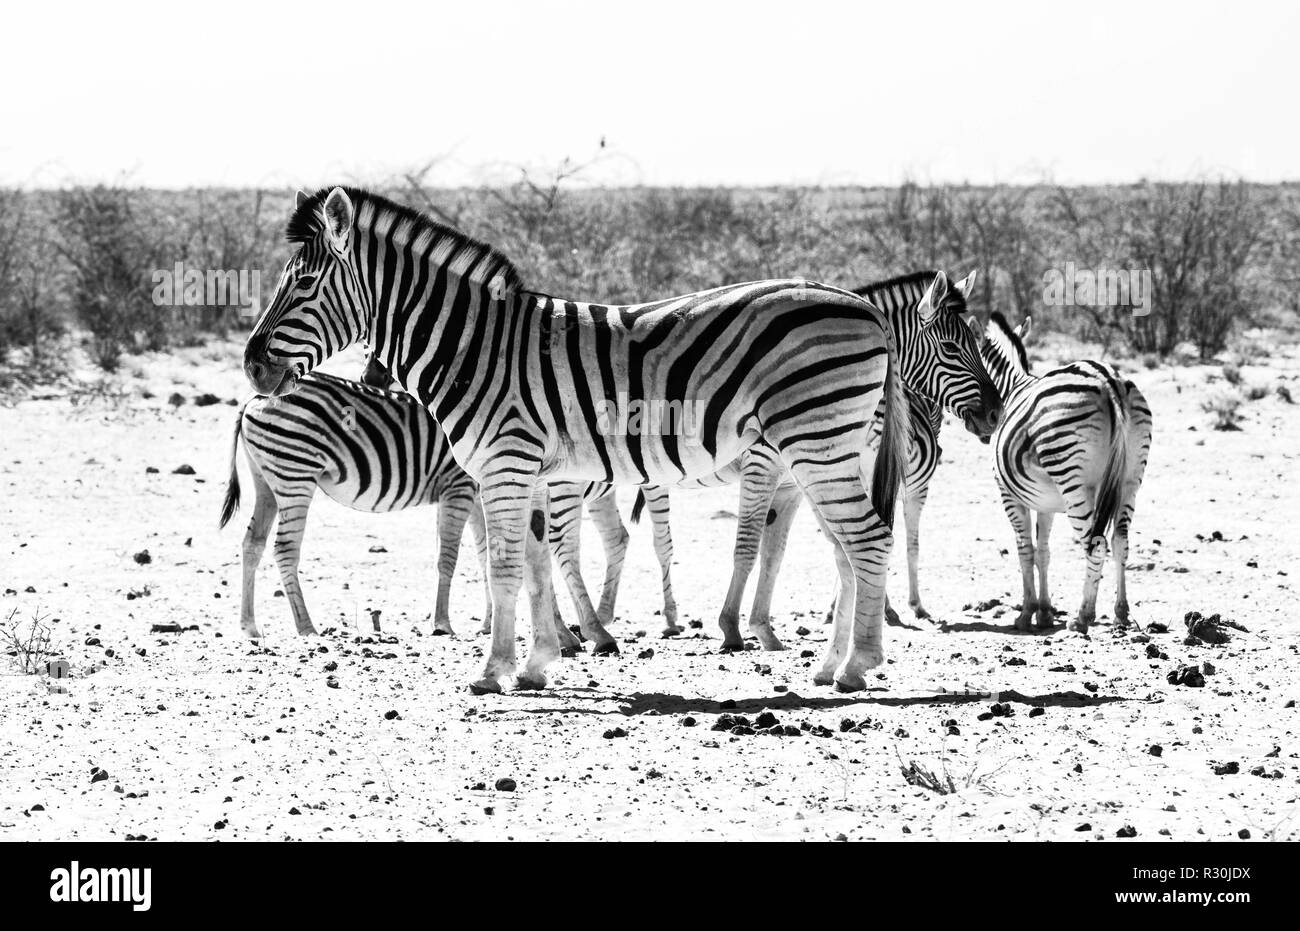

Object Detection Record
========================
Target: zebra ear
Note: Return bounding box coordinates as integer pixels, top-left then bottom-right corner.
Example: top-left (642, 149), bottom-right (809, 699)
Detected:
top-left (295, 189), bottom-right (310, 209)
top-left (917, 271), bottom-right (949, 327)
top-left (966, 314), bottom-right (982, 338)
top-left (954, 270), bottom-right (977, 300)
top-left (322, 187), bottom-right (354, 252)
top-left (1018, 316), bottom-right (1033, 341)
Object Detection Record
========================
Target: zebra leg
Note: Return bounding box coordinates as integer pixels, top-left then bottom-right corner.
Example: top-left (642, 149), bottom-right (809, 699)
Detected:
top-left (786, 456), bottom-right (893, 692)
top-left (1001, 489), bottom-right (1038, 632)
top-left (1033, 511), bottom-right (1056, 628)
top-left (813, 523), bottom-right (855, 686)
top-left (717, 456), bottom-right (782, 652)
top-left (586, 491), bottom-right (629, 625)
top-left (547, 482), bottom-right (619, 653)
top-left (1056, 496), bottom-right (1108, 634)
top-left (551, 608), bottom-right (584, 657)
top-left (517, 484), bottom-right (564, 690)
top-left (432, 485), bottom-right (476, 636)
top-left (747, 480), bottom-right (802, 648)
top-left (903, 485), bottom-right (930, 620)
top-left (642, 487), bottom-right (681, 635)
top-left (467, 497), bottom-right (493, 634)
top-left (239, 466), bottom-right (278, 639)
top-left (471, 479), bottom-right (533, 693)
top-left (271, 496), bottom-right (318, 636)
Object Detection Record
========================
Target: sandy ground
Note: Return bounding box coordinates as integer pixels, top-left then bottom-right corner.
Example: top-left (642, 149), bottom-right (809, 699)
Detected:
top-left (2, 339), bottom-right (1298, 841)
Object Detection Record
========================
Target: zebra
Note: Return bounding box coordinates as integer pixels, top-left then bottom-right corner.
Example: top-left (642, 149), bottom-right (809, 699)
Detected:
top-left (242, 186), bottom-right (978, 695)
top-left (218, 370), bottom-right (626, 652)
top-left (628, 270), bottom-right (999, 650)
top-left (978, 312), bottom-right (1153, 632)
top-left (360, 357), bottom-right (648, 638)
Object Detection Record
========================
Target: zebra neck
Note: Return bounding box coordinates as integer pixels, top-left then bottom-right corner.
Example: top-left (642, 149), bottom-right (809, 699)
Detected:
top-left (987, 356), bottom-right (1034, 400)
top-left (371, 277), bottom-right (517, 417)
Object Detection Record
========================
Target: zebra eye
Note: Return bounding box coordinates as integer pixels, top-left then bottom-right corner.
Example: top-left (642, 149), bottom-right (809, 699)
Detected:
top-left (940, 339), bottom-right (962, 353)
top-left (297, 275), bottom-right (319, 290)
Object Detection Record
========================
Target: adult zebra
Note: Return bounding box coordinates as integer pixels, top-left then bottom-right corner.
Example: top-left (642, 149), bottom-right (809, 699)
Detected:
top-left (979, 313), bottom-right (1152, 632)
top-left (219, 370), bottom-right (626, 649)
top-left (628, 270), bottom-right (999, 650)
top-left (244, 186), bottom-right (918, 694)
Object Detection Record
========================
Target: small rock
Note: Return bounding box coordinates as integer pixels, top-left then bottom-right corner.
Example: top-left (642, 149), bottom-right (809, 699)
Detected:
top-left (1238, 829), bottom-right (1250, 839)
top-left (1212, 761), bottom-right (1239, 776)
top-left (1167, 665), bottom-right (1206, 688)
top-left (384, 710), bottom-right (400, 721)
top-left (1115, 825), bottom-right (1137, 838)
top-left (603, 727), bottom-right (628, 739)
top-left (132, 550), bottom-right (152, 565)
top-left (494, 778), bottom-right (516, 792)
top-left (1028, 707), bottom-right (1045, 718)
top-left (172, 464), bottom-right (196, 475)
top-left (1148, 744), bottom-right (1163, 757)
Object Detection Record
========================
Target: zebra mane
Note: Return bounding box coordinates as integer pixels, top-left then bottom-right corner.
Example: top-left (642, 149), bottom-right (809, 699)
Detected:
top-left (854, 270), bottom-right (970, 314)
top-left (985, 311), bottom-right (1030, 375)
top-left (286, 186), bottom-right (526, 296)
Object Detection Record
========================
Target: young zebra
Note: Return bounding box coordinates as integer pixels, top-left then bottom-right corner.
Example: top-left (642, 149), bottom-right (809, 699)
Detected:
top-left (628, 270), bottom-right (998, 650)
top-left (243, 186), bottom-right (926, 694)
top-left (219, 371), bottom-right (621, 651)
top-left (360, 357), bottom-right (641, 638)
top-left (979, 313), bottom-right (1153, 632)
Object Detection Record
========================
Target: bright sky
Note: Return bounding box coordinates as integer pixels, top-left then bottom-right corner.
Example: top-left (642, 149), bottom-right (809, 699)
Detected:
top-left (3, 0), bottom-right (1295, 189)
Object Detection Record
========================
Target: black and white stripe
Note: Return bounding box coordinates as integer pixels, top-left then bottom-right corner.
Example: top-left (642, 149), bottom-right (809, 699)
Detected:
top-left (244, 186), bottom-right (914, 693)
top-left (979, 313), bottom-right (1153, 631)
top-left (628, 270), bottom-right (999, 648)
top-left (219, 371), bottom-right (626, 650)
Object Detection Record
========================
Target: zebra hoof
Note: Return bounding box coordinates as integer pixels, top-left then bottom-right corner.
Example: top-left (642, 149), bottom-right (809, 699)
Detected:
top-left (833, 674), bottom-right (866, 693)
top-left (661, 625), bottom-right (683, 638)
top-left (592, 641), bottom-right (620, 656)
top-left (813, 671), bottom-right (835, 687)
top-left (1066, 618), bottom-right (1091, 635)
top-left (431, 628), bottom-right (452, 637)
top-left (560, 646), bottom-right (584, 658)
top-left (515, 674), bottom-right (547, 691)
top-left (718, 642), bottom-right (746, 654)
top-left (468, 678), bottom-right (503, 696)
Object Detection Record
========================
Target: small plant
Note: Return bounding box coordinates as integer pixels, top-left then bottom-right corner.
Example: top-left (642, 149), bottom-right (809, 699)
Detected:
top-left (898, 755), bottom-right (958, 795)
top-left (1202, 390), bottom-right (1244, 431)
top-left (1244, 384), bottom-right (1268, 401)
top-left (1, 606), bottom-right (57, 674)
top-left (1221, 362), bottom-right (1242, 386)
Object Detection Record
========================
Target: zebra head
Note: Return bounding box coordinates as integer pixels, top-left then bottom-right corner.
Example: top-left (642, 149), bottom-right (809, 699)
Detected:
top-left (244, 188), bottom-right (369, 396)
top-left (906, 270), bottom-right (1002, 438)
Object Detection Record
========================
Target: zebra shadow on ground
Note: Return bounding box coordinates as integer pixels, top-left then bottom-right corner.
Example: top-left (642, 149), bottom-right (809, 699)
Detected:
top-left (490, 687), bottom-right (1132, 718)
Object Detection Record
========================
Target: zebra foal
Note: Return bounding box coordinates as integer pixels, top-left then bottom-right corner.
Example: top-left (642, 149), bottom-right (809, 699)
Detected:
top-left (979, 313), bottom-right (1153, 632)
top-left (219, 371), bottom-right (623, 651)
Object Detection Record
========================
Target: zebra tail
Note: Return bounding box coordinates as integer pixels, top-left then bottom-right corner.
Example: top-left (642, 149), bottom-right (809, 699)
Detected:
top-left (1089, 381), bottom-right (1130, 542)
top-left (218, 402), bottom-right (248, 530)
top-left (631, 489), bottom-right (646, 524)
top-left (870, 328), bottom-right (908, 530)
